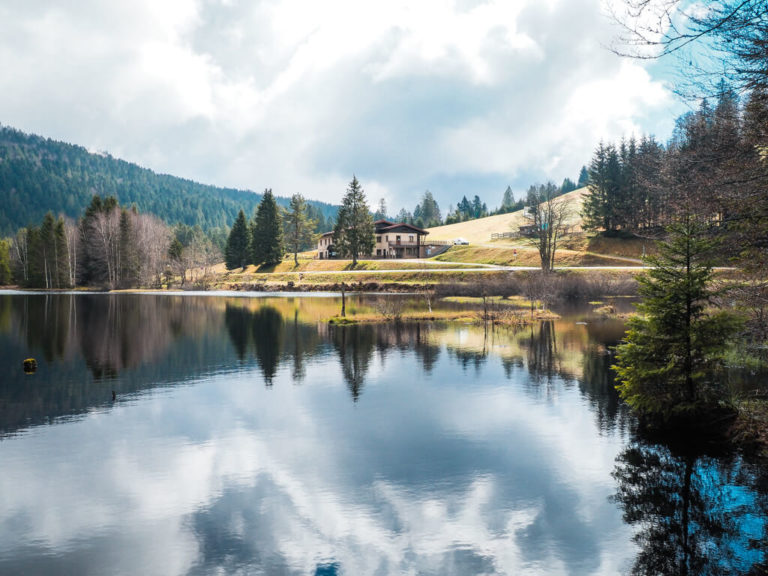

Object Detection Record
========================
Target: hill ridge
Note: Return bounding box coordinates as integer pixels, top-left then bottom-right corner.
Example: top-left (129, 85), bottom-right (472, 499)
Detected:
top-left (0, 124), bottom-right (337, 236)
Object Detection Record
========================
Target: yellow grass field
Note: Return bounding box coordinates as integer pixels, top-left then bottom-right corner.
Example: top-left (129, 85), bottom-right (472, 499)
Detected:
top-left (425, 188), bottom-right (587, 245)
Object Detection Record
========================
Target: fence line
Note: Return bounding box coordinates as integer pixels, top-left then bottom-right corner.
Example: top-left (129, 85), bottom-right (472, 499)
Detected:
top-left (490, 232), bottom-right (519, 240)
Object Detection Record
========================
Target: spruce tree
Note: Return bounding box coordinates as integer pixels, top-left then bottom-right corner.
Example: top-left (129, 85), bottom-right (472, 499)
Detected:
top-left (251, 189), bottom-right (284, 267)
top-left (225, 209), bottom-right (249, 270)
top-left (501, 186), bottom-right (515, 213)
top-left (577, 165), bottom-right (589, 187)
top-left (415, 190), bottom-right (441, 227)
top-left (333, 176), bottom-right (374, 267)
top-left (118, 209), bottom-right (139, 287)
top-left (613, 216), bottom-right (741, 421)
top-left (374, 198), bottom-right (388, 221)
top-left (0, 239), bottom-right (11, 285)
top-left (284, 193), bottom-right (315, 266)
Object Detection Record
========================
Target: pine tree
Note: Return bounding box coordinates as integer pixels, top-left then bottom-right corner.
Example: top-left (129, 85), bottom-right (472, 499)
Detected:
top-left (501, 186), bottom-right (515, 213)
top-left (560, 177), bottom-right (577, 194)
top-left (374, 198), bottom-right (388, 221)
top-left (583, 142), bottom-right (622, 233)
top-left (414, 190), bottom-right (441, 227)
top-left (118, 209), bottom-right (139, 287)
top-left (225, 209), bottom-right (249, 270)
top-left (284, 193), bottom-right (315, 265)
top-left (577, 165), bottom-right (589, 187)
top-left (333, 176), bottom-right (374, 266)
top-left (395, 208), bottom-right (411, 224)
top-left (613, 216), bottom-right (741, 421)
top-left (53, 216), bottom-right (70, 288)
top-left (251, 189), bottom-right (284, 267)
top-left (0, 239), bottom-right (11, 285)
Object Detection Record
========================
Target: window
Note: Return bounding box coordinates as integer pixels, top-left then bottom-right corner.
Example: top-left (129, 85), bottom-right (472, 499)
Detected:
top-left (409, 235), bottom-right (414, 242)
top-left (376, 236), bottom-right (381, 243)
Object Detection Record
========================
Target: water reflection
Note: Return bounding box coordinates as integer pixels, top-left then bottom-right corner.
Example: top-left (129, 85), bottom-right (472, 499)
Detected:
top-left (0, 293), bottom-right (766, 575)
top-left (613, 442), bottom-right (767, 575)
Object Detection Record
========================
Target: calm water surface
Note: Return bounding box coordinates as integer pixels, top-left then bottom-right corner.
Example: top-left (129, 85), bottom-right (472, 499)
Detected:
top-left (0, 292), bottom-right (765, 575)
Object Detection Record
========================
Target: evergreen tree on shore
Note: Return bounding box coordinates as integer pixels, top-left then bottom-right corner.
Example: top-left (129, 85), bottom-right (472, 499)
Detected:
top-left (284, 193), bottom-right (315, 266)
top-left (613, 216), bottom-right (741, 420)
top-left (251, 189), bottom-right (284, 267)
top-left (225, 210), bottom-right (249, 270)
top-left (333, 176), bottom-right (374, 267)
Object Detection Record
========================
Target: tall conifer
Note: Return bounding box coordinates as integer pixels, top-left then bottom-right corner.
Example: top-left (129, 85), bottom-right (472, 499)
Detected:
top-left (333, 176), bottom-right (374, 267)
top-left (225, 210), bottom-right (249, 270)
top-left (251, 189), bottom-right (284, 267)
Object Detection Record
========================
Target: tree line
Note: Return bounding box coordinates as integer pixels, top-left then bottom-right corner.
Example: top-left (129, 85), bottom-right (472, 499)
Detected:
top-left (607, 0), bottom-right (768, 428)
top-left (225, 190), bottom-right (317, 270)
top-left (377, 170), bottom-right (587, 231)
top-left (224, 176), bottom-right (378, 270)
top-left (4, 195), bottom-right (228, 289)
top-left (582, 80), bottom-right (766, 255)
top-left (0, 124), bottom-right (338, 238)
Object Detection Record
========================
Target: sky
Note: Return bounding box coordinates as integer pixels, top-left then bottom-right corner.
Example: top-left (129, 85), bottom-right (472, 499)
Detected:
top-left (0, 0), bottom-right (685, 212)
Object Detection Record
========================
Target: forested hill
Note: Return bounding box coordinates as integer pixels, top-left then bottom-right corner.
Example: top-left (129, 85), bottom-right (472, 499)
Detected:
top-left (0, 125), bottom-right (338, 237)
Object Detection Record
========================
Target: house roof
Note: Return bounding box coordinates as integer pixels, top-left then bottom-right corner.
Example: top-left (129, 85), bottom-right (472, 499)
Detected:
top-left (318, 220), bottom-right (429, 240)
top-left (375, 222), bottom-right (429, 235)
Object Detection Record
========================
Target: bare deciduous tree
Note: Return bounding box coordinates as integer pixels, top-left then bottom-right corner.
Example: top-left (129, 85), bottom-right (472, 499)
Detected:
top-left (525, 183), bottom-right (573, 272)
top-left (608, 0), bottom-right (768, 96)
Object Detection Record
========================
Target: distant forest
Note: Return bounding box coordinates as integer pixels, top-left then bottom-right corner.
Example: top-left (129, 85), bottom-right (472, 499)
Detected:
top-left (0, 125), bottom-right (338, 237)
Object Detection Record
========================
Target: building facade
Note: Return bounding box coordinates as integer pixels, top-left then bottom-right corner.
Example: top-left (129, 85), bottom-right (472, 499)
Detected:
top-left (317, 219), bottom-right (429, 259)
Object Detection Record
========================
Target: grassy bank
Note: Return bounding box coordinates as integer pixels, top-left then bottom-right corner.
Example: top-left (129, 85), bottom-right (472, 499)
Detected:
top-left (434, 244), bottom-right (638, 267)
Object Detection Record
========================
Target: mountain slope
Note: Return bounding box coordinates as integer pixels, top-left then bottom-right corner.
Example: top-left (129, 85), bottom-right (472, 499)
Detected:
top-left (425, 188), bottom-right (587, 244)
top-left (0, 125), bottom-right (337, 237)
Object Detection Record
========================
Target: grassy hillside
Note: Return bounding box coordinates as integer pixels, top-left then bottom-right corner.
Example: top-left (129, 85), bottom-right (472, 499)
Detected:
top-left (426, 188), bottom-right (587, 244)
top-left (0, 125), bottom-right (337, 236)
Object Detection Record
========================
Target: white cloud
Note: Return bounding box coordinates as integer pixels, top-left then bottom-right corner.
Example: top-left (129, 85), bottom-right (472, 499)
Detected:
top-left (0, 0), bottom-right (679, 210)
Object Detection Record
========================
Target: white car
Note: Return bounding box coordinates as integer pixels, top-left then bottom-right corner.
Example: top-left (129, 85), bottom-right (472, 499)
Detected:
top-left (453, 237), bottom-right (470, 245)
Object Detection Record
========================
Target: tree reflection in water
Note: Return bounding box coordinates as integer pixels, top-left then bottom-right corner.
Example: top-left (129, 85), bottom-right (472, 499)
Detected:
top-left (524, 320), bottom-right (561, 384)
top-left (251, 306), bottom-right (283, 386)
top-left (330, 323), bottom-right (376, 402)
top-left (612, 442), bottom-right (766, 575)
top-left (580, 344), bottom-right (632, 436)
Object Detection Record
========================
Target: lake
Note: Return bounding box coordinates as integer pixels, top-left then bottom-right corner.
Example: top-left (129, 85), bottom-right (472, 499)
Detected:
top-left (0, 292), bottom-right (765, 575)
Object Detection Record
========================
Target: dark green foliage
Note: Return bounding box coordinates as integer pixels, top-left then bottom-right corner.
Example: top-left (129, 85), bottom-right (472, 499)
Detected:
top-left (583, 142), bottom-right (622, 232)
top-left (333, 176), bottom-right (374, 266)
top-left (577, 165), bottom-right (589, 187)
top-left (613, 217), bottom-right (741, 419)
top-left (560, 177), bottom-right (577, 194)
top-left (412, 190), bottom-right (442, 227)
top-left (168, 237), bottom-right (184, 262)
top-left (6, 195), bottom-right (171, 289)
top-left (225, 210), bottom-right (249, 270)
top-left (283, 193), bottom-right (315, 265)
top-left (26, 212), bottom-right (69, 289)
top-left (0, 239), bottom-right (11, 284)
top-left (119, 209), bottom-right (139, 287)
top-left (583, 136), bottom-right (668, 234)
top-left (445, 194), bottom-right (488, 223)
top-left (373, 198), bottom-right (388, 221)
top-left (500, 186), bottom-right (516, 213)
top-left (0, 125), bottom-right (337, 237)
top-left (251, 189), bottom-right (284, 267)
top-left (395, 208), bottom-right (412, 224)
top-left (78, 195), bottom-right (119, 287)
